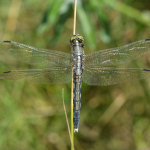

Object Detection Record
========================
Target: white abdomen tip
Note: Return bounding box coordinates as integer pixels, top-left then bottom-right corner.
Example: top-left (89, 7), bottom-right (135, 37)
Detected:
top-left (74, 129), bottom-right (78, 132)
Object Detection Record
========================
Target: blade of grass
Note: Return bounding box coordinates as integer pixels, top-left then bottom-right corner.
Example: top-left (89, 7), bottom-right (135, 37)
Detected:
top-left (73, 0), bottom-right (77, 35)
top-left (3, 0), bottom-right (22, 40)
top-left (77, 3), bottom-right (96, 49)
top-left (62, 88), bottom-right (74, 150)
top-left (71, 0), bottom-right (77, 149)
top-left (71, 68), bottom-right (74, 150)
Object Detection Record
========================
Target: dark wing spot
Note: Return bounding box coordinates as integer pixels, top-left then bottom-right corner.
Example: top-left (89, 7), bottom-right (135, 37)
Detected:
top-left (143, 69), bottom-right (150, 71)
top-left (3, 41), bottom-right (11, 43)
top-left (145, 39), bottom-right (150, 41)
top-left (3, 71), bottom-right (11, 73)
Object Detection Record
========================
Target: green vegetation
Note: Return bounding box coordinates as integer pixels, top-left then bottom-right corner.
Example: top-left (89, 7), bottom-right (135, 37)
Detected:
top-left (0, 0), bottom-right (150, 149)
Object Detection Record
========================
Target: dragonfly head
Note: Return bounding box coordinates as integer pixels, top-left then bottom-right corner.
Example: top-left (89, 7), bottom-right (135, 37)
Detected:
top-left (70, 34), bottom-right (84, 43)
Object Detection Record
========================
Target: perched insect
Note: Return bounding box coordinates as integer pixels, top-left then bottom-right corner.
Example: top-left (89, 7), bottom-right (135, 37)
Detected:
top-left (0, 35), bottom-right (150, 132)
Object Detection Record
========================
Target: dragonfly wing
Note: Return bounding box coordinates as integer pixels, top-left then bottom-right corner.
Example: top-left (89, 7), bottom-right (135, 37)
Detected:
top-left (83, 67), bottom-right (150, 86)
top-left (85, 39), bottom-right (150, 66)
top-left (0, 66), bottom-right (72, 84)
top-left (0, 41), bottom-right (71, 67)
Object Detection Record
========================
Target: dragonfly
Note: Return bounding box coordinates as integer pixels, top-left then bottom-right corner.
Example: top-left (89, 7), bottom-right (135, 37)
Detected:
top-left (0, 34), bottom-right (150, 132)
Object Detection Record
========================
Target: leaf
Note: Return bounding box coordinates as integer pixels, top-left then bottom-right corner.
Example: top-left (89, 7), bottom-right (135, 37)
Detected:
top-left (77, 3), bottom-right (96, 49)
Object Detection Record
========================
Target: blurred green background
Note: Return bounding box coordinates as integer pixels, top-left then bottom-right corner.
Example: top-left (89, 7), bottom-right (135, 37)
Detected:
top-left (0, 0), bottom-right (150, 150)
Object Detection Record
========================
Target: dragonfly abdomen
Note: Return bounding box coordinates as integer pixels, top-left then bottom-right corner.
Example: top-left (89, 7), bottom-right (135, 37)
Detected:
top-left (73, 72), bottom-right (82, 132)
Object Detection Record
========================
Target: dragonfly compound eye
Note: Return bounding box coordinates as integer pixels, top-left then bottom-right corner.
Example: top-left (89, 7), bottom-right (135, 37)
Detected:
top-left (70, 36), bottom-right (76, 43)
top-left (70, 35), bottom-right (84, 43)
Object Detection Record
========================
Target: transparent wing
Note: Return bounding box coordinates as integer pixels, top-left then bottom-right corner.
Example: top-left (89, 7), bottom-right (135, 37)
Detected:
top-left (85, 39), bottom-right (150, 66)
top-left (0, 66), bottom-right (72, 84)
top-left (83, 67), bottom-right (150, 86)
top-left (0, 41), bottom-right (71, 67)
